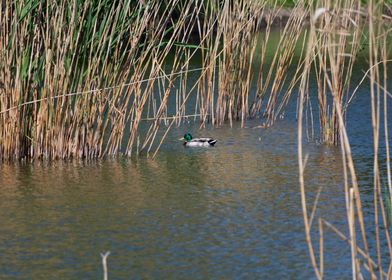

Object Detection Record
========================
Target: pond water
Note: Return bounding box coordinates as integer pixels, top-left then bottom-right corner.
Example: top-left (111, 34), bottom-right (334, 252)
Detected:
top-left (0, 30), bottom-right (391, 279)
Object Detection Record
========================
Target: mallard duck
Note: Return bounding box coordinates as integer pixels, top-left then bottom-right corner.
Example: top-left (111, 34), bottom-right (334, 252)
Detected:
top-left (180, 133), bottom-right (217, 147)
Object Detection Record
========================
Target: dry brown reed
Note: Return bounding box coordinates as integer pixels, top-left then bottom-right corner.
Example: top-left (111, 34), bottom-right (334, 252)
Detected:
top-left (100, 251), bottom-right (110, 280)
top-left (252, 3), bottom-right (309, 126)
top-left (0, 0), bottom-right (314, 161)
top-left (0, 0), bottom-right (204, 160)
top-left (298, 1), bottom-right (392, 279)
top-left (193, 0), bottom-right (265, 128)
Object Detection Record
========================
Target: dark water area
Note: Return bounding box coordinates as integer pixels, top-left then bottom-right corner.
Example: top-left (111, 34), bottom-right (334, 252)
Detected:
top-left (1, 30), bottom-right (392, 279)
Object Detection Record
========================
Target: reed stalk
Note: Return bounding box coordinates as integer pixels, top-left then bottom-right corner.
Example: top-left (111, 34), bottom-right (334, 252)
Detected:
top-left (298, 1), bottom-right (392, 278)
top-left (0, 0), bottom-right (211, 160)
top-left (0, 0), bottom-right (316, 160)
top-left (100, 251), bottom-right (110, 280)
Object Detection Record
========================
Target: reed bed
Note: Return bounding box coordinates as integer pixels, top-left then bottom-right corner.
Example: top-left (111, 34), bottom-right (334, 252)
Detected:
top-left (251, 2), bottom-right (309, 126)
top-left (0, 0), bottom-right (201, 160)
top-left (1, 0), bottom-right (310, 160)
top-left (298, 1), bottom-right (392, 279)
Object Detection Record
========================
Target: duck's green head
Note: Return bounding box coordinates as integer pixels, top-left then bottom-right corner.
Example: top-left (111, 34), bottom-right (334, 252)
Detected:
top-left (184, 133), bottom-right (192, 141)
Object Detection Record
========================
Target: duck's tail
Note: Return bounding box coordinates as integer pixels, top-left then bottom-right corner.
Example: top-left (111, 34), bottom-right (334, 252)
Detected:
top-left (208, 139), bottom-right (217, 146)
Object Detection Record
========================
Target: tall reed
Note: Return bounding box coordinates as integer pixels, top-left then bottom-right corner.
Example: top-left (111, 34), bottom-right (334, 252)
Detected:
top-left (1, 0), bottom-right (381, 162)
top-left (298, 1), bottom-right (392, 278)
top-left (1, 0), bottom-right (316, 161)
top-left (251, 2), bottom-right (309, 126)
top-left (0, 0), bottom-right (203, 160)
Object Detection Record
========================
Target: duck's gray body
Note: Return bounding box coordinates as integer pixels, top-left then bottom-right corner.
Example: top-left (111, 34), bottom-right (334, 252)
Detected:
top-left (182, 133), bottom-right (217, 147)
top-left (184, 138), bottom-right (217, 147)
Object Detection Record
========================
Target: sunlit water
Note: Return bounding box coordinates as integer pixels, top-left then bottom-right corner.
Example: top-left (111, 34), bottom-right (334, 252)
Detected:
top-left (1, 32), bottom-right (391, 279)
top-left (0, 120), bottom-right (348, 279)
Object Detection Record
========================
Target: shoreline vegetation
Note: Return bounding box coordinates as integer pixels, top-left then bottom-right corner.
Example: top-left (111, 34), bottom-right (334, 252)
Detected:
top-left (0, 0), bottom-right (390, 161)
top-left (1, 1), bottom-right (392, 279)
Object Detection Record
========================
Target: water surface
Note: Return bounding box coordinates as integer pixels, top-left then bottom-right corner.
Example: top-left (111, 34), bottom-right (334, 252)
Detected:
top-left (0, 30), bottom-right (391, 279)
top-left (0, 117), bottom-right (359, 279)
